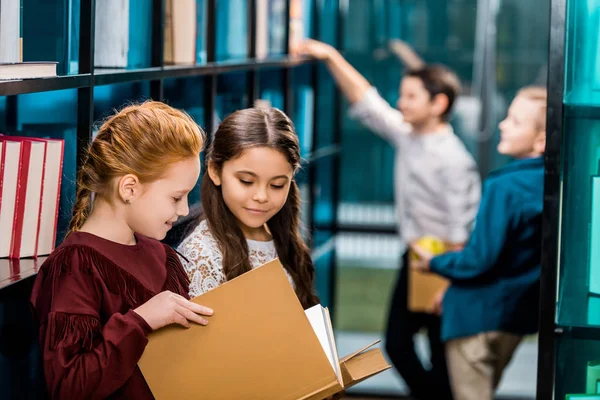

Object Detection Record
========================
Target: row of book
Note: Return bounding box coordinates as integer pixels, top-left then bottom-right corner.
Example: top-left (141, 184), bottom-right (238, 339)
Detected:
top-left (0, 0), bottom-right (307, 80)
top-left (0, 135), bottom-right (64, 259)
top-left (97, 0), bottom-right (306, 67)
top-left (0, 0), bottom-right (75, 79)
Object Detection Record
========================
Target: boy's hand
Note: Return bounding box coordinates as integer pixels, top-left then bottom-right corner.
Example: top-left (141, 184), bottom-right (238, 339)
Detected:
top-left (429, 287), bottom-right (447, 316)
top-left (388, 39), bottom-right (425, 70)
top-left (409, 243), bottom-right (433, 272)
top-left (298, 39), bottom-right (337, 61)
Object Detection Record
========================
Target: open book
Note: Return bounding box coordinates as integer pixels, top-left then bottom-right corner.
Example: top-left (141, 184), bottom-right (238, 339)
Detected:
top-left (138, 259), bottom-right (390, 399)
top-left (305, 304), bottom-right (391, 391)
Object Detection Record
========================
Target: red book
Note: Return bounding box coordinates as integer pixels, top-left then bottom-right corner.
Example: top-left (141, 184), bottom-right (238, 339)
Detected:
top-left (2, 137), bottom-right (46, 258)
top-left (26, 137), bottom-right (64, 256)
top-left (0, 139), bottom-right (23, 258)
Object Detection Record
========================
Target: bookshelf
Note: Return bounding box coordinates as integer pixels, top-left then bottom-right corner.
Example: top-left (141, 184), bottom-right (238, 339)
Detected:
top-left (536, 0), bottom-right (600, 398)
top-left (0, 1), bottom-right (343, 398)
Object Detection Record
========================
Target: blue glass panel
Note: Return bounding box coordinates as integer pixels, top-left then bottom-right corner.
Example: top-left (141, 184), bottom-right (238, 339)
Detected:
top-left (268, 0), bottom-right (286, 56)
top-left (291, 65), bottom-right (314, 157)
top-left (196, 0), bottom-right (208, 64)
top-left (216, 0), bottom-right (248, 61)
top-left (316, 0), bottom-right (337, 45)
top-left (313, 229), bottom-right (334, 308)
top-left (564, 0), bottom-right (600, 106)
top-left (313, 157), bottom-right (334, 226)
top-left (555, 336), bottom-right (600, 400)
top-left (93, 82), bottom-right (151, 122)
top-left (128, 0), bottom-right (153, 69)
top-left (557, 117), bottom-right (600, 328)
top-left (314, 65), bottom-right (336, 149)
top-left (163, 76), bottom-right (206, 206)
top-left (215, 72), bottom-right (248, 122)
top-left (258, 68), bottom-right (284, 111)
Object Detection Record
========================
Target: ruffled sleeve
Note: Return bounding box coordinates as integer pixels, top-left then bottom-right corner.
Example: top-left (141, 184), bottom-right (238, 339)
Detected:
top-left (177, 220), bottom-right (227, 298)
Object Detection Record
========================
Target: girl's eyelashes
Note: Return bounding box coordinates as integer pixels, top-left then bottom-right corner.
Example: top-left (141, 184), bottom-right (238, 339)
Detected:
top-left (239, 179), bottom-right (285, 190)
top-left (173, 197), bottom-right (182, 203)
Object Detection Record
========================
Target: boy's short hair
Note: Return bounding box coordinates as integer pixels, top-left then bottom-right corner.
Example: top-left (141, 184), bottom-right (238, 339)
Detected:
top-left (516, 86), bottom-right (547, 132)
top-left (405, 64), bottom-right (462, 120)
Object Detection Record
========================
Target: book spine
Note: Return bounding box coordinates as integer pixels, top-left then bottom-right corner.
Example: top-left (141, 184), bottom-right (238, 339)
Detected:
top-left (33, 142), bottom-right (48, 258)
top-left (10, 141), bottom-right (32, 259)
top-left (51, 141), bottom-right (65, 252)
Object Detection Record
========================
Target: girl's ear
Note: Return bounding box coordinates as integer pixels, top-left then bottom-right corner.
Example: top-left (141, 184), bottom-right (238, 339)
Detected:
top-left (118, 174), bottom-right (141, 204)
top-left (207, 161), bottom-right (222, 186)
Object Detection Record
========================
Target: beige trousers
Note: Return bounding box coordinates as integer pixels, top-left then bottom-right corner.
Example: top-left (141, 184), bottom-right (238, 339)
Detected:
top-left (445, 331), bottom-right (523, 400)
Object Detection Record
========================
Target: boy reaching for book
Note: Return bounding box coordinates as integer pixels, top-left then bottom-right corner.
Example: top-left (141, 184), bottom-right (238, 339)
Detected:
top-left (299, 38), bottom-right (481, 400)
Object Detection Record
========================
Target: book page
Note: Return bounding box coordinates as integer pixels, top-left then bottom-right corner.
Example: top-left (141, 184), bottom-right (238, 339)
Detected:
top-left (304, 304), bottom-right (336, 374)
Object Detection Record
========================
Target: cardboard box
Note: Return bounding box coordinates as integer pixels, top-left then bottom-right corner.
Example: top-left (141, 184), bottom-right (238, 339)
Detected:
top-left (408, 236), bottom-right (450, 313)
top-left (408, 269), bottom-right (450, 313)
top-left (138, 259), bottom-right (390, 399)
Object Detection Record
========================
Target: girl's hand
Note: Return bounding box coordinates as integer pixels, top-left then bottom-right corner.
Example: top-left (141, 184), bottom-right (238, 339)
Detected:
top-left (134, 291), bottom-right (213, 330)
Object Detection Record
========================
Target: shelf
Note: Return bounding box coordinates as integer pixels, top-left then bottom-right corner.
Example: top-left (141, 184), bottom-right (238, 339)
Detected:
top-left (94, 56), bottom-right (316, 86)
top-left (565, 103), bottom-right (600, 119)
top-left (315, 223), bottom-right (398, 235)
top-left (555, 325), bottom-right (600, 341)
top-left (0, 57), bottom-right (317, 95)
top-left (93, 67), bottom-right (164, 86)
top-left (0, 74), bottom-right (92, 96)
top-left (0, 257), bottom-right (46, 291)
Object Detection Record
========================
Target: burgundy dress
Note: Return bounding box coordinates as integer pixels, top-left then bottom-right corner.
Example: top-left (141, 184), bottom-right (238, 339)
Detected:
top-left (30, 231), bottom-right (189, 399)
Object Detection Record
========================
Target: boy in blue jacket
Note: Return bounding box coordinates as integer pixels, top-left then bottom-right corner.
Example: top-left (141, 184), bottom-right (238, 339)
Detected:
top-left (410, 86), bottom-right (547, 400)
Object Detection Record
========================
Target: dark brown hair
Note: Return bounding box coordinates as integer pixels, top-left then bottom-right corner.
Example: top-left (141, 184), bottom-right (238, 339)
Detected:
top-left (405, 64), bottom-right (462, 120)
top-left (201, 107), bottom-right (319, 309)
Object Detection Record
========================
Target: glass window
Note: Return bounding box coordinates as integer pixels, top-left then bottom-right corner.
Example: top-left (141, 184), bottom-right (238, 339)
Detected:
top-left (334, 232), bottom-right (400, 331)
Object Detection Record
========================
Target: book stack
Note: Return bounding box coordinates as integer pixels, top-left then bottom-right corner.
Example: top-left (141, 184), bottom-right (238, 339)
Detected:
top-left (0, 0), bottom-right (59, 79)
top-left (0, 135), bottom-right (64, 259)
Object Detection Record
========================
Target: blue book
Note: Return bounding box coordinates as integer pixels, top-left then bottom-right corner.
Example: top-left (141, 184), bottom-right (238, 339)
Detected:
top-left (128, 0), bottom-right (152, 68)
top-left (22, 0), bottom-right (71, 75)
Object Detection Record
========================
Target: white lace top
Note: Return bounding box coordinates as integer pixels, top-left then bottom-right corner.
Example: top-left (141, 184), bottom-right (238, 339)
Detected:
top-left (177, 219), bottom-right (295, 298)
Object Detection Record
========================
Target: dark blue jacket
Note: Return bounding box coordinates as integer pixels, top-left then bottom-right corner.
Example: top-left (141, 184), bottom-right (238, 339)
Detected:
top-left (430, 157), bottom-right (544, 341)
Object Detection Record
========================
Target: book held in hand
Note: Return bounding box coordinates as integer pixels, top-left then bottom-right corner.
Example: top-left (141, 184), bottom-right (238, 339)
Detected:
top-left (138, 259), bottom-right (390, 399)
